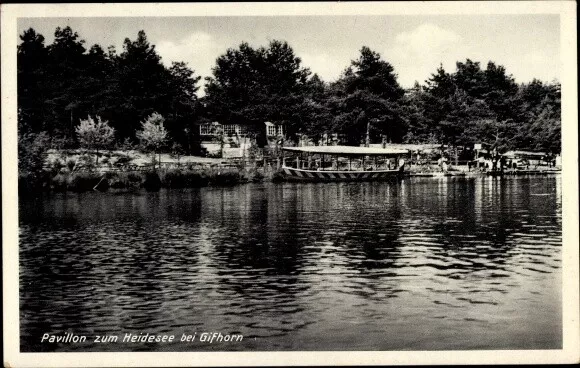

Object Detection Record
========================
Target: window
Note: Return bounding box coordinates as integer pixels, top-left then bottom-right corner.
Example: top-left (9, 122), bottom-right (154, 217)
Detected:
top-left (265, 122), bottom-right (283, 137)
top-left (199, 123), bottom-right (212, 136)
top-left (222, 124), bottom-right (238, 136)
top-left (238, 125), bottom-right (249, 136)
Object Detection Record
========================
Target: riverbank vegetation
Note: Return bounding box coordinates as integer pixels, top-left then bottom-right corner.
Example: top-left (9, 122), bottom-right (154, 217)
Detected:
top-left (18, 167), bottom-right (257, 195)
top-left (18, 26), bottom-right (560, 191)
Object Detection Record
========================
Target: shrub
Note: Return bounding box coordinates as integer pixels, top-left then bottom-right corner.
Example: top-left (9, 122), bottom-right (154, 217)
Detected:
top-left (159, 168), bottom-right (209, 188)
top-left (51, 173), bottom-right (68, 192)
top-left (272, 170), bottom-right (285, 182)
top-left (158, 167), bottom-right (245, 187)
top-left (77, 154), bottom-right (96, 171)
top-left (109, 175), bottom-right (127, 189)
top-left (51, 159), bottom-right (64, 175)
top-left (118, 137), bottom-right (136, 151)
top-left (209, 169), bottom-right (241, 186)
top-left (143, 171), bottom-right (162, 191)
top-left (93, 176), bottom-right (110, 192)
top-left (160, 169), bottom-right (185, 188)
top-left (107, 172), bottom-right (125, 189)
top-left (18, 171), bottom-right (51, 196)
top-left (66, 172), bottom-right (101, 192)
top-left (107, 171), bottom-right (143, 190)
top-left (66, 159), bottom-right (76, 172)
top-left (114, 156), bottom-right (132, 168)
top-left (250, 170), bottom-right (264, 182)
top-left (127, 172), bottom-right (143, 183)
top-left (18, 131), bottom-right (50, 175)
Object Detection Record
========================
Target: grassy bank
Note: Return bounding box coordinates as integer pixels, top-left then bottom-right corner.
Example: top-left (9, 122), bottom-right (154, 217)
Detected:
top-left (18, 167), bottom-right (273, 196)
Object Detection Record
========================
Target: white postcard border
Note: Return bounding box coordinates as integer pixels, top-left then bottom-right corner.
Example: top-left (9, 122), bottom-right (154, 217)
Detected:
top-left (2, 2), bottom-right (578, 366)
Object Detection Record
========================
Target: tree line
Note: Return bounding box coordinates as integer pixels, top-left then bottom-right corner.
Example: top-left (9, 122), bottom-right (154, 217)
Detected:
top-left (18, 26), bottom-right (561, 172)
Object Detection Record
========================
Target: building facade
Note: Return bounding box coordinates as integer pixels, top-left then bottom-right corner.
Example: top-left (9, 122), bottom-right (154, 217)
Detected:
top-left (197, 121), bottom-right (285, 158)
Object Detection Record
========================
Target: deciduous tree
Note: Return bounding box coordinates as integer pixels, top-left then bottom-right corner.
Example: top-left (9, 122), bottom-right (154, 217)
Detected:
top-left (75, 115), bottom-right (115, 165)
top-left (136, 112), bottom-right (168, 168)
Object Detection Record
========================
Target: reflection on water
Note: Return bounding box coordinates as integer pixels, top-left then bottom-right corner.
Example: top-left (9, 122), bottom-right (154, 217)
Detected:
top-left (19, 175), bottom-right (562, 351)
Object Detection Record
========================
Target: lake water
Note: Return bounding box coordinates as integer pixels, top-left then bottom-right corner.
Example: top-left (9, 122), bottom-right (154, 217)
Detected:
top-left (19, 175), bottom-right (562, 352)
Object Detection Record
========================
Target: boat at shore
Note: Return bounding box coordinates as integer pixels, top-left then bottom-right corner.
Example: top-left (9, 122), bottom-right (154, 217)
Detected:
top-left (280, 146), bottom-right (409, 182)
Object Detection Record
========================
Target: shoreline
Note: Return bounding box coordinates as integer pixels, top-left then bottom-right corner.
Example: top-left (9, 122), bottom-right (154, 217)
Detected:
top-left (409, 169), bottom-right (561, 177)
top-left (18, 166), bottom-right (561, 196)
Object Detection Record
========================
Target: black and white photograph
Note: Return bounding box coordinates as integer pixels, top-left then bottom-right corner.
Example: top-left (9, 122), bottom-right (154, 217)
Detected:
top-left (2, 1), bottom-right (578, 366)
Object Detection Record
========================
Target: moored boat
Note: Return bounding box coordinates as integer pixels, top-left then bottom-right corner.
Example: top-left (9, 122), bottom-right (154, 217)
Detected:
top-left (281, 145), bottom-right (409, 182)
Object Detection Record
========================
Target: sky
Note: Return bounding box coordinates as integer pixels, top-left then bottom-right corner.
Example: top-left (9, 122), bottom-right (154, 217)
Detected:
top-left (18, 15), bottom-right (560, 92)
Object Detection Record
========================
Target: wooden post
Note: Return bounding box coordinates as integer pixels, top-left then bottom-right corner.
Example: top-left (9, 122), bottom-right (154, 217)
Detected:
top-left (242, 135), bottom-right (247, 169)
top-left (365, 121), bottom-right (370, 147)
top-left (282, 149), bottom-right (286, 167)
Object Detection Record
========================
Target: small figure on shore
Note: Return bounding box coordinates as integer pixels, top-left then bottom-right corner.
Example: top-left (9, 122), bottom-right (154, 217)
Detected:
top-left (438, 156), bottom-right (448, 173)
top-left (398, 158), bottom-right (405, 172)
top-left (477, 156), bottom-right (485, 171)
top-left (484, 159), bottom-right (492, 171)
top-left (499, 156), bottom-right (506, 172)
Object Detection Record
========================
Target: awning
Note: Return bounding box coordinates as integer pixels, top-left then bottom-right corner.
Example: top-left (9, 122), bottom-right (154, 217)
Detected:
top-left (503, 150), bottom-right (546, 158)
top-left (281, 145), bottom-right (409, 156)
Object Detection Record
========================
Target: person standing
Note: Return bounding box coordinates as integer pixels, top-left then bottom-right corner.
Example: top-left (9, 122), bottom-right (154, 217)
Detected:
top-left (398, 157), bottom-right (406, 172)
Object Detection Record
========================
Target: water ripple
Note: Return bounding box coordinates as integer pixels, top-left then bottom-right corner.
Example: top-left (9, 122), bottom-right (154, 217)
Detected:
top-left (19, 175), bottom-right (562, 351)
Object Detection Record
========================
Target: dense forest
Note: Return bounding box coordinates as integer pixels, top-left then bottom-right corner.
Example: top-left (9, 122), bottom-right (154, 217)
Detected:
top-left (18, 26), bottom-right (561, 172)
